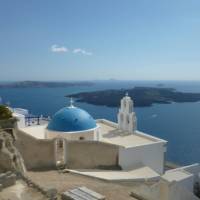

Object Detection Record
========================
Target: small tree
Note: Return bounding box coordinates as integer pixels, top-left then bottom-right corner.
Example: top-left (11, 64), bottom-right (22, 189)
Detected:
top-left (0, 105), bottom-right (12, 120)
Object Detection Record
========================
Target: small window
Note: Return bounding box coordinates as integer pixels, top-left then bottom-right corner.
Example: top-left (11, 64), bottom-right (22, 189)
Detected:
top-left (79, 136), bottom-right (85, 140)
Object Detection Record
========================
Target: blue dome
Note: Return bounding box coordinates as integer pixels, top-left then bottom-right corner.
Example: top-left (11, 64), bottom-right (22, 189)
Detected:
top-left (47, 106), bottom-right (97, 132)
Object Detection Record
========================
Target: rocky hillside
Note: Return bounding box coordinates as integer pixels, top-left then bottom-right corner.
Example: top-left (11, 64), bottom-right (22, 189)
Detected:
top-left (0, 129), bottom-right (25, 174)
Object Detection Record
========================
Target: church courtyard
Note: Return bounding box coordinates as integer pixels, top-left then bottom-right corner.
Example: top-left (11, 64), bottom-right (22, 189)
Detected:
top-left (27, 170), bottom-right (143, 200)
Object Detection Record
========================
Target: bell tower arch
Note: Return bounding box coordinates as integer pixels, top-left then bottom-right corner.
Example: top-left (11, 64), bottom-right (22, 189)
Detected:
top-left (117, 93), bottom-right (137, 133)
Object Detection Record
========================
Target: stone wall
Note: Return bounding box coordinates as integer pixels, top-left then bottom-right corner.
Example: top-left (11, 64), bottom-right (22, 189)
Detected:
top-left (15, 130), bottom-right (55, 171)
top-left (66, 141), bottom-right (119, 169)
top-left (15, 129), bottom-right (119, 171)
top-left (131, 179), bottom-right (200, 200)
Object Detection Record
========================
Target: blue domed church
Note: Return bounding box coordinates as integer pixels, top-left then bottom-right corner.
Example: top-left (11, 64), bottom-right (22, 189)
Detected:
top-left (13, 92), bottom-right (198, 198)
top-left (45, 99), bottom-right (99, 140)
top-left (16, 94), bottom-right (167, 177)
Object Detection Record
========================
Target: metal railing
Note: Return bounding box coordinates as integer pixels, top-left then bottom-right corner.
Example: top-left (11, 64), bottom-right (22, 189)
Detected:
top-left (25, 116), bottom-right (51, 126)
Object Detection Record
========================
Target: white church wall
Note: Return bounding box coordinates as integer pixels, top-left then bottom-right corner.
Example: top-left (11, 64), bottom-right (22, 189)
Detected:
top-left (119, 142), bottom-right (166, 174)
top-left (45, 128), bottom-right (97, 141)
top-left (70, 131), bottom-right (94, 140)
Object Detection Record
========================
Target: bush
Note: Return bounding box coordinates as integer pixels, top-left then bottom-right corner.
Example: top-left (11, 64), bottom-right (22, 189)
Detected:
top-left (0, 105), bottom-right (12, 120)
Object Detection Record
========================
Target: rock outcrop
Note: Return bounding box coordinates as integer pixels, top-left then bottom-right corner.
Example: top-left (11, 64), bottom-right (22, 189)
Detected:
top-left (0, 129), bottom-right (26, 174)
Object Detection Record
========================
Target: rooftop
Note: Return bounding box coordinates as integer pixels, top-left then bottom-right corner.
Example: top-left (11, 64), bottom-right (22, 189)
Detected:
top-left (20, 124), bottom-right (47, 139)
top-left (19, 119), bottom-right (167, 148)
top-left (162, 169), bottom-right (193, 182)
top-left (97, 120), bottom-right (167, 148)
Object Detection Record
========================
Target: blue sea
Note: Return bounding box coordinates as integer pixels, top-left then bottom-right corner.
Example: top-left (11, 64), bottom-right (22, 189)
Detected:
top-left (0, 80), bottom-right (200, 166)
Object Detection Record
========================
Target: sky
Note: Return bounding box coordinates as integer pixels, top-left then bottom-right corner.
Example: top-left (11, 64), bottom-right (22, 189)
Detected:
top-left (0, 0), bottom-right (200, 81)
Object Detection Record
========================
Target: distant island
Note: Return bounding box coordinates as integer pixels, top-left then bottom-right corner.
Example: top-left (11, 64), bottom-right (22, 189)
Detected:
top-left (67, 87), bottom-right (200, 107)
top-left (0, 81), bottom-right (94, 88)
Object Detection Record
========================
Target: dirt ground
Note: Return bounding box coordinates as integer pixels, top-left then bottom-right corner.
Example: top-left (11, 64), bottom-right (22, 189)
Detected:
top-left (27, 170), bottom-right (140, 200)
top-left (0, 180), bottom-right (47, 200)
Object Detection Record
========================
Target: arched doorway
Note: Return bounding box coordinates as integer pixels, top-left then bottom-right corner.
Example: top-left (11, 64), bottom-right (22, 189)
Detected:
top-left (54, 138), bottom-right (66, 167)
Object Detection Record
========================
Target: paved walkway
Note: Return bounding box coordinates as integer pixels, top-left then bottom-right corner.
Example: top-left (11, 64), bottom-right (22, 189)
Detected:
top-left (66, 166), bottom-right (160, 182)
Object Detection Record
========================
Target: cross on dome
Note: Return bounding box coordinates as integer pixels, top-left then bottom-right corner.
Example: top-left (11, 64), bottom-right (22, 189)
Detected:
top-left (69, 97), bottom-right (74, 108)
top-left (125, 92), bottom-right (129, 96)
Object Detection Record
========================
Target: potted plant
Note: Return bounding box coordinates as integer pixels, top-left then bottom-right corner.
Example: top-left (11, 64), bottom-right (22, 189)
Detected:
top-left (0, 105), bottom-right (17, 129)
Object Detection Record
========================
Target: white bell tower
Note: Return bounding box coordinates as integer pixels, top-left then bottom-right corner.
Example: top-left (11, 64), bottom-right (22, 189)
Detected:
top-left (117, 93), bottom-right (137, 133)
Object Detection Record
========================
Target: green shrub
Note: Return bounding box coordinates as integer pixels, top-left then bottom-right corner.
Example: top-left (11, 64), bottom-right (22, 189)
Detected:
top-left (0, 105), bottom-right (12, 120)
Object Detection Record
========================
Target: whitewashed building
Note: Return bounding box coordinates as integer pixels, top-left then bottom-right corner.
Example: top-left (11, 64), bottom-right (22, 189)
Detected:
top-left (12, 94), bottom-right (200, 200)
top-left (14, 94), bottom-right (167, 174)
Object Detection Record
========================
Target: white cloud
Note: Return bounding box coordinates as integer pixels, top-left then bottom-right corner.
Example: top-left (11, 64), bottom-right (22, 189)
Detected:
top-left (73, 48), bottom-right (92, 56)
top-left (50, 45), bottom-right (93, 56)
top-left (51, 45), bottom-right (68, 53)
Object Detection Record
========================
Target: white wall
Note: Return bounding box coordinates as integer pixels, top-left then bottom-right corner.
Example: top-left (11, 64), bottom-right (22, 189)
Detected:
top-left (165, 163), bottom-right (200, 191)
top-left (168, 181), bottom-right (199, 200)
top-left (181, 164), bottom-right (200, 184)
top-left (13, 113), bottom-right (26, 128)
top-left (45, 127), bottom-right (99, 141)
top-left (177, 175), bottom-right (194, 192)
top-left (131, 179), bottom-right (199, 200)
top-left (119, 142), bottom-right (166, 174)
top-left (13, 108), bottom-right (29, 116)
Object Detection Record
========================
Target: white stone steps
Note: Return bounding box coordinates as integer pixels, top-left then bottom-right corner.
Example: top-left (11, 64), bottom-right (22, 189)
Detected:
top-left (70, 189), bottom-right (97, 200)
top-left (61, 186), bottom-right (105, 200)
top-left (62, 191), bottom-right (84, 200)
top-left (79, 187), bottom-right (105, 200)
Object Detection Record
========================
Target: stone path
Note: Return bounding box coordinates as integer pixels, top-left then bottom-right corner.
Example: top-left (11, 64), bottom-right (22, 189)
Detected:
top-left (0, 180), bottom-right (47, 200)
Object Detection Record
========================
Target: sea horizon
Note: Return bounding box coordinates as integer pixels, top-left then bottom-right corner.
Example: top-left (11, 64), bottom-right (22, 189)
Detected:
top-left (0, 80), bottom-right (200, 166)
